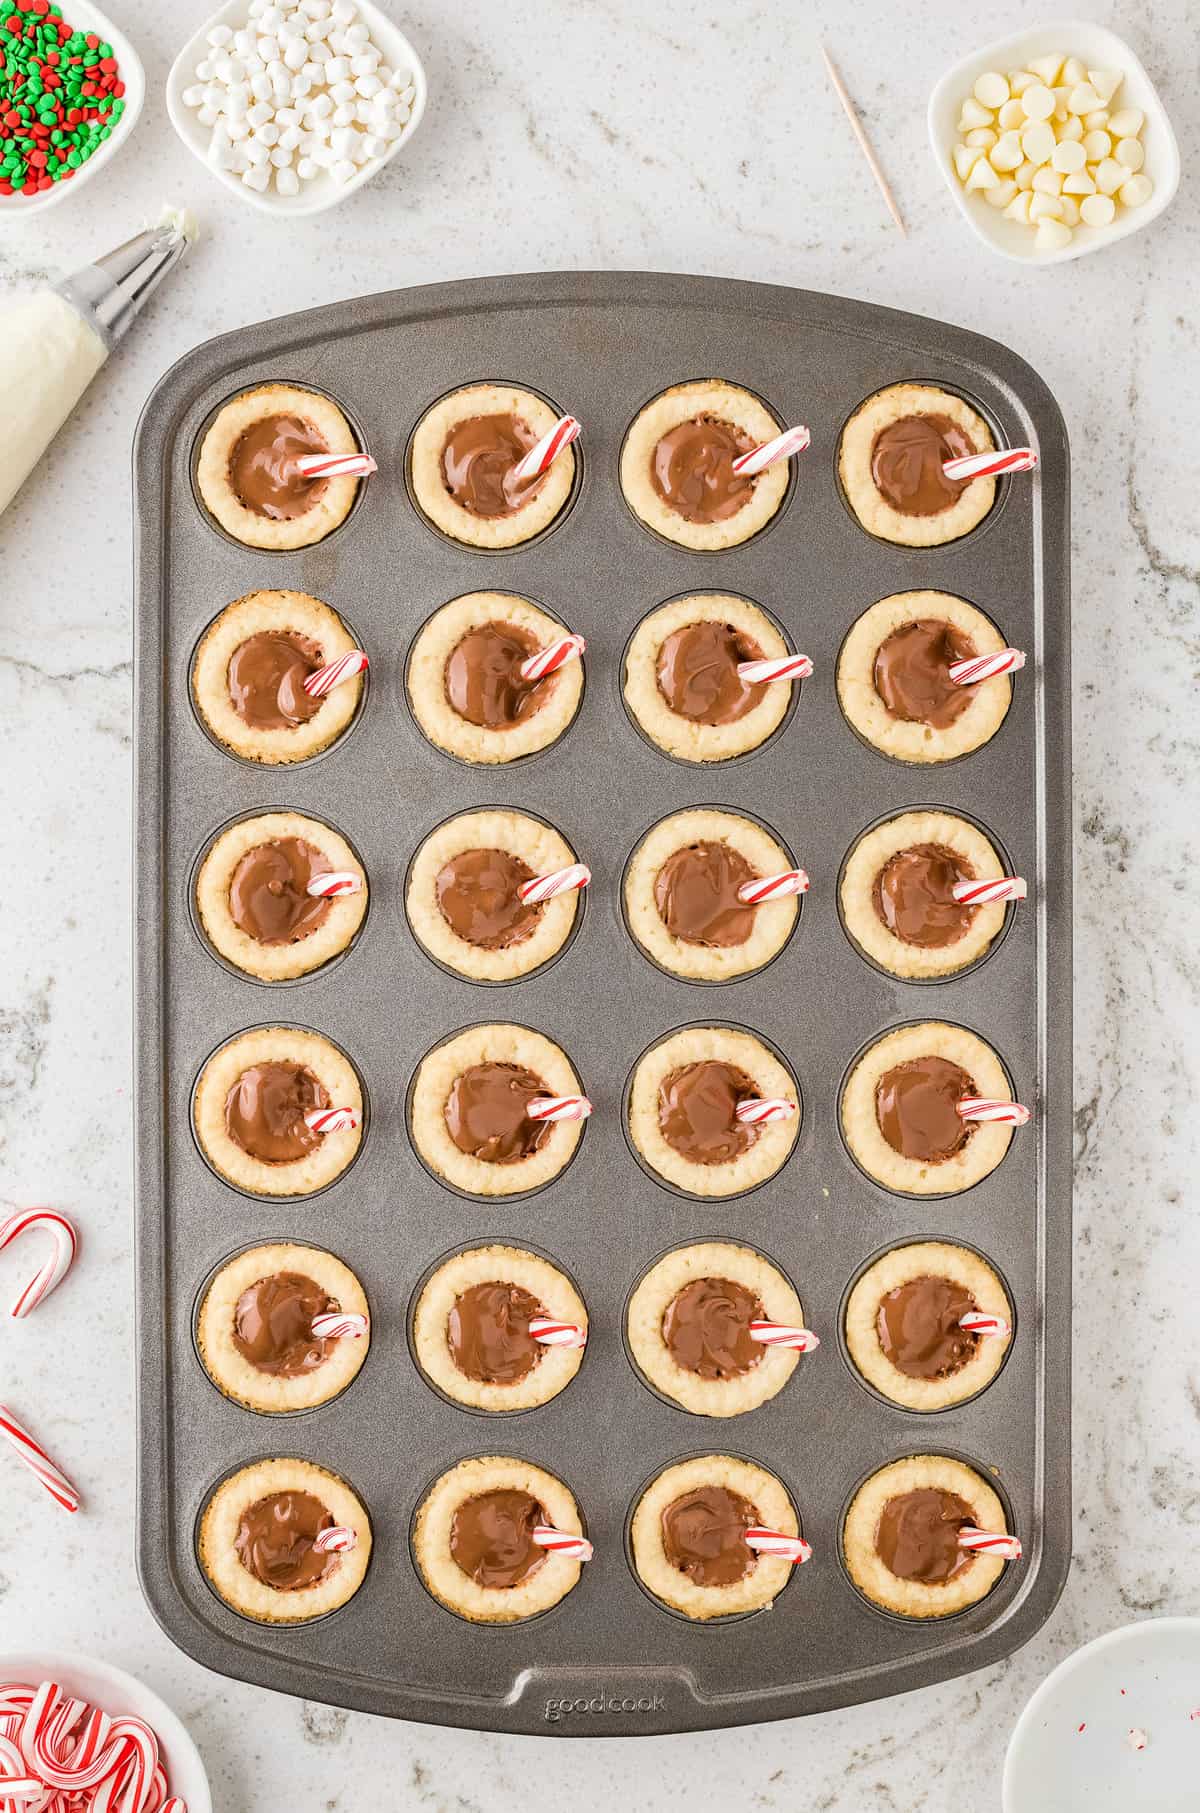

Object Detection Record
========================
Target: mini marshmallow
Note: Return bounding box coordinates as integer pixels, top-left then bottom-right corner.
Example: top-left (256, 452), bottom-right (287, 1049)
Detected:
top-left (242, 163), bottom-right (271, 191)
top-left (296, 155), bottom-right (319, 178)
top-left (255, 119), bottom-right (280, 144)
top-left (197, 103), bottom-right (218, 125)
top-left (208, 22), bottom-right (234, 45)
top-left (331, 102), bottom-right (357, 125)
top-left (330, 157), bottom-right (356, 182)
top-left (276, 165), bottom-right (300, 194)
top-left (270, 144), bottom-right (293, 166)
top-left (247, 99), bottom-right (273, 125)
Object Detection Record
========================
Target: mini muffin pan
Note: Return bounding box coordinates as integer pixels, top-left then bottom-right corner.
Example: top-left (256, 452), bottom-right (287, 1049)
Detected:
top-left (133, 271), bottom-right (1071, 1734)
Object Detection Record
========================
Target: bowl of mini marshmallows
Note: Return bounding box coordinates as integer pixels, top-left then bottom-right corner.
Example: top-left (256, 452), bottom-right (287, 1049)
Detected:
top-left (929, 20), bottom-right (1179, 263)
top-left (166, 0), bottom-right (425, 214)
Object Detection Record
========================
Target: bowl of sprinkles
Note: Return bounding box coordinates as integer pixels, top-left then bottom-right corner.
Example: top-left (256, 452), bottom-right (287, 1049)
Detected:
top-left (0, 0), bottom-right (143, 213)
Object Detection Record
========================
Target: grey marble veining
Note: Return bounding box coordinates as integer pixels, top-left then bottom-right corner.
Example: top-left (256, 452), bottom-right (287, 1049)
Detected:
top-left (1, 1), bottom-right (1198, 1807)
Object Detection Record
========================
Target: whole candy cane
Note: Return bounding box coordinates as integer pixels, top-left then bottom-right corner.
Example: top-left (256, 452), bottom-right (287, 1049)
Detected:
top-left (951, 876), bottom-right (1027, 906)
top-left (745, 1527), bottom-right (813, 1564)
top-left (302, 650), bottom-right (369, 699)
top-left (0, 1209), bottom-right (77, 1318)
top-left (313, 1525), bottom-right (358, 1554)
top-left (303, 1108), bottom-right (359, 1134)
top-left (517, 863), bottom-right (591, 905)
top-left (735, 1098), bottom-right (796, 1126)
top-left (736, 654), bottom-right (814, 684)
top-left (528, 1317), bottom-right (587, 1349)
top-left (293, 451), bottom-right (378, 480)
top-left (519, 634), bottom-right (586, 685)
top-left (0, 1408), bottom-right (80, 1514)
top-left (526, 1095), bottom-right (593, 1123)
top-left (305, 871), bottom-right (363, 899)
top-left (957, 1098), bottom-right (1031, 1126)
top-left (948, 648), bottom-right (1026, 687)
top-left (737, 869), bottom-right (809, 905)
top-left (959, 1312), bottom-right (1011, 1338)
top-left (748, 1320), bottom-right (820, 1352)
top-left (942, 447), bottom-right (1038, 482)
top-left (310, 1312), bottom-right (369, 1340)
top-left (531, 1525), bottom-right (593, 1561)
top-left (957, 1527), bottom-right (1023, 1560)
top-left (731, 424), bottom-right (811, 476)
top-left (511, 415), bottom-right (582, 484)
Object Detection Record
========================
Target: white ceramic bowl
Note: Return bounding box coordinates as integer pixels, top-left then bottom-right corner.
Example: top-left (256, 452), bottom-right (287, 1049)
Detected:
top-left (0, 0), bottom-right (144, 220)
top-left (1004, 1617), bottom-right (1200, 1811)
top-left (166, 0), bottom-right (426, 217)
top-left (929, 20), bottom-right (1180, 265)
top-left (0, 1648), bottom-right (211, 1811)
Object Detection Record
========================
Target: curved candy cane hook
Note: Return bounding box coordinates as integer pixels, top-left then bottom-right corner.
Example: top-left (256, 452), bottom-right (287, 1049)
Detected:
top-left (0, 1209), bottom-right (77, 1318)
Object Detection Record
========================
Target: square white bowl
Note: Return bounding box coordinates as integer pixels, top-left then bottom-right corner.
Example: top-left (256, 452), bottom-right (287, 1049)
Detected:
top-left (0, 0), bottom-right (144, 220)
top-left (166, 0), bottom-right (426, 217)
top-left (929, 19), bottom-right (1180, 265)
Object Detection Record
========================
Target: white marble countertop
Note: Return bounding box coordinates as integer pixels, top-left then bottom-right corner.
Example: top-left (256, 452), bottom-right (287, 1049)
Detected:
top-left (2, 2), bottom-right (1197, 1806)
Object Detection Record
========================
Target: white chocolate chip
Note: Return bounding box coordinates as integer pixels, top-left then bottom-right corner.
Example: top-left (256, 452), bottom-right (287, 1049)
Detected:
top-left (1095, 157), bottom-right (1127, 195)
top-left (1035, 217), bottom-right (1073, 249)
top-left (1032, 165), bottom-right (1063, 195)
top-left (964, 126), bottom-right (998, 149)
top-left (1021, 82), bottom-right (1056, 121)
top-left (1058, 115), bottom-right (1084, 142)
top-left (1009, 69), bottom-right (1034, 95)
top-left (965, 155), bottom-right (1001, 192)
top-left (1027, 54), bottom-right (1063, 86)
top-left (1061, 56), bottom-right (1085, 85)
top-left (1082, 109), bottom-right (1109, 130)
top-left (998, 97), bottom-right (1025, 129)
top-left (1003, 190), bottom-right (1033, 223)
top-left (1061, 167), bottom-right (1096, 195)
top-left (1021, 120), bottom-right (1057, 164)
top-left (1057, 194), bottom-right (1080, 226)
top-left (1119, 173), bottom-right (1153, 207)
top-left (953, 143), bottom-right (982, 181)
top-left (985, 177), bottom-right (1019, 208)
top-left (1088, 69), bottom-right (1123, 104)
top-left (1067, 82), bottom-right (1102, 114)
top-left (1029, 191), bottom-right (1064, 220)
top-left (959, 96), bottom-right (994, 129)
top-left (1108, 106), bottom-right (1144, 138)
top-left (1115, 137), bottom-right (1145, 171)
top-left (1051, 138), bottom-right (1086, 173)
top-left (974, 70), bottom-right (1009, 108)
top-left (1079, 192), bottom-right (1116, 226)
top-left (990, 131), bottom-right (1024, 172)
top-left (1014, 160), bottom-right (1037, 190)
top-left (1082, 129), bottom-right (1112, 160)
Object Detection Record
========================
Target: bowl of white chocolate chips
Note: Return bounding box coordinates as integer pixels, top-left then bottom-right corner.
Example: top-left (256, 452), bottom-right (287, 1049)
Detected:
top-left (929, 21), bottom-right (1179, 262)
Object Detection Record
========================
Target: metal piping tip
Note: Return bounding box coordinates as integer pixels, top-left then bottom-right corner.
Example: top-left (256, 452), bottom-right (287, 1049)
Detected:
top-left (54, 209), bottom-right (196, 352)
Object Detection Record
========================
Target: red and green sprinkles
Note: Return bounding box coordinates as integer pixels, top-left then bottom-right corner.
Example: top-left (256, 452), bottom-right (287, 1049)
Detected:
top-left (0, 0), bottom-right (125, 198)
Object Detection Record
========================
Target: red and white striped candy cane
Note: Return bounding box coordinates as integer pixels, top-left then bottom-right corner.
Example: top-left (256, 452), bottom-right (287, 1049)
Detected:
top-left (90, 1719), bottom-right (158, 1813)
top-left (942, 447), bottom-right (1038, 482)
top-left (0, 1730), bottom-right (41, 1800)
top-left (951, 876), bottom-right (1027, 906)
top-left (528, 1317), bottom-right (587, 1348)
top-left (306, 870), bottom-right (363, 899)
top-left (310, 1311), bottom-right (369, 1340)
top-left (736, 653), bottom-right (814, 684)
top-left (303, 1107), bottom-right (359, 1134)
top-left (518, 863), bottom-right (591, 905)
top-left (948, 648), bottom-right (1026, 687)
top-left (745, 1527), bottom-right (813, 1564)
top-left (527, 1095), bottom-right (593, 1123)
top-left (735, 1098), bottom-right (796, 1126)
top-left (313, 1525), bottom-right (358, 1554)
top-left (0, 1408), bottom-right (80, 1514)
top-left (519, 633), bottom-right (586, 685)
top-left (0, 1209), bottom-right (77, 1318)
top-left (959, 1312), bottom-right (1011, 1338)
top-left (737, 869), bottom-right (809, 904)
top-left (302, 649), bottom-right (369, 699)
top-left (161, 1800), bottom-right (188, 1813)
top-left (511, 415), bottom-right (582, 484)
top-left (293, 451), bottom-right (378, 480)
top-left (957, 1098), bottom-right (1031, 1126)
top-left (531, 1525), bottom-right (593, 1561)
top-left (731, 425), bottom-right (811, 476)
top-left (957, 1526), bottom-right (1023, 1560)
top-left (749, 1320), bottom-right (820, 1352)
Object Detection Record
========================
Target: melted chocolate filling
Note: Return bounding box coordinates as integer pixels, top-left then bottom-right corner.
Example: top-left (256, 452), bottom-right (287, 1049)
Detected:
top-left (232, 1271), bottom-right (337, 1376)
top-left (443, 1062), bottom-right (550, 1164)
top-left (875, 1486), bottom-right (975, 1584)
top-left (661, 1484), bottom-right (756, 1586)
top-left (872, 844), bottom-right (976, 949)
top-left (877, 1274), bottom-right (979, 1380)
top-left (444, 622), bottom-right (549, 729)
top-left (874, 1056), bottom-right (975, 1163)
top-left (650, 416), bottom-right (756, 523)
top-left (656, 621), bottom-right (764, 725)
top-left (224, 1061), bottom-right (330, 1164)
top-left (869, 413), bottom-right (976, 516)
top-left (441, 413), bottom-right (544, 518)
top-left (653, 841), bottom-right (757, 948)
top-left (658, 1060), bottom-right (758, 1165)
top-left (229, 837), bottom-right (333, 945)
top-left (228, 413), bottom-right (330, 521)
top-left (235, 1489), bottom-right (337, 1590)
top-left (449, 1487), bottom-right (546, 1588)
top-left (435, 847), bottom-right (540, 949)
top-left (227, 631), bottom-right (324, 731)
top-left (662, 1277), bottom-right (764, 1379)
top-left (447, 1281), bottom-right (546, 1384)
top-left (872, 619), bottom-right (977, 729)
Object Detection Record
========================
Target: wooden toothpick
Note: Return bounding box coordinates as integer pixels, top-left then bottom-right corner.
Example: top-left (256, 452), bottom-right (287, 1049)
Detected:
top-left (821, 44), bottom-right (907, 237)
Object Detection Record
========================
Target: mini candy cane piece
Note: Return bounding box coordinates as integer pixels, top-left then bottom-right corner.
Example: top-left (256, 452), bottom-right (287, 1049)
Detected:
top-left (0, 1209), bottom-right (77, 1318)
top-left (301, 649), bottom-right (369, 699)
top-left (959, 1312), bottom-right (1011, 1338)
top-left (730, 424), bottom-right (812, 476)
top-left (735, 1097), bottom-right (797, 1126)
top-left (957, 1097), bottom-right (1032, 1126)
top-left (305, 870), bottom-right (363, 899)
top-left (528, 1317), bottom-right (587, 1349)
top-left (0, 1408), bottom-right (80, 1513)
top-left (748, 1320), bottom-right (820, 1352)
top-left (745, 1527), bottom-right (813, 1564)
top-left (310, 1311), bottom-right (369, 1340)
top-left (303, 1107), bottom-right (360, 1134)
top-left (161, 1800), bottom-right (188, 1812)
top-left (531, 1525), bottom-right (593, 1561)
top-left (293, 451), bottom-right (378, 480)
top-left (510, 415), bottom-right (582, 484)
top-left (948, 648), bottom-right (1026, 687)
top-left (527, 1095), bottom-right (593, 1123)
top-left (313, 1525), bottom-right (358, 1554)
top-left (517, 863), bottom-right (591, 905)
top-left (1127, 1728), bottom-right (1148, 1752)
top-left (951, 876), bottom-right (1027, 906)
top-left (736, 653), bottom-right (814, 684)
top-left (737, 869), bottom-right (809, 905)
top-left (519, 633), bottom-right (586, 685)
top-left (942, 446), bottom-right (1038, 482)
top-left (957, 1526), bottom-right (1023, 1560)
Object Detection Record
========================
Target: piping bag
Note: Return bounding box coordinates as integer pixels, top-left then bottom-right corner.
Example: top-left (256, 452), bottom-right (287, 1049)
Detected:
top-left (0, 208), bottom-right (197, 520)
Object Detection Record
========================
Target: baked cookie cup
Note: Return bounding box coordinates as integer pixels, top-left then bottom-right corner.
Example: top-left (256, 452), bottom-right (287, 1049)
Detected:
top-left (623, 594), bottom-right (795, 764)
top-left (842, 1454), bottom-right (1009, 1619)
top-left (844, 1240), bottom-right (1012, 1412)
top-left (627, 1024), bottom-right (799, 1199)
top-left (406, 592), bottom-right (583, 765)
top-left (409, 1023), bottom-right (586, 1198)
top-left (195, 810), bottom-right (368, 983)
top-left (192, 590), bottom-right (365, 766)
top-left (624, 808), bottom-right (799, 983)
top-left (413, 1455), bottom-right (586, 1623)
top-left (196, 383), bottom-right (363, 551)
top-left (837, 592), bottom-right (1012, 765)
top-left (412, 1244), bottom-right (587, 1412)
top-left (198, 1456), bottom-right (372, 1624)
top-left (840, 1021), bottom-right (1015, 1198)
top-left (196, 1241), bottom-right (370, 1414)
top-left (407, 809), bottom-right (583, 983)
top-left (620, 380), bottom-right (790, 551)
top-left (408, 383), bottom-right (577, 550)
top-left (627, 1241), bottom-right (806, 1417)
top-left (629, 1454), bottom-right (800, 1620)
top-left (838, 383), bottom-right (997, 548)
top-left (193, 1025), bottom-right (364, 1198)
top-left (839, 809), bottom-right (1009, 981)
